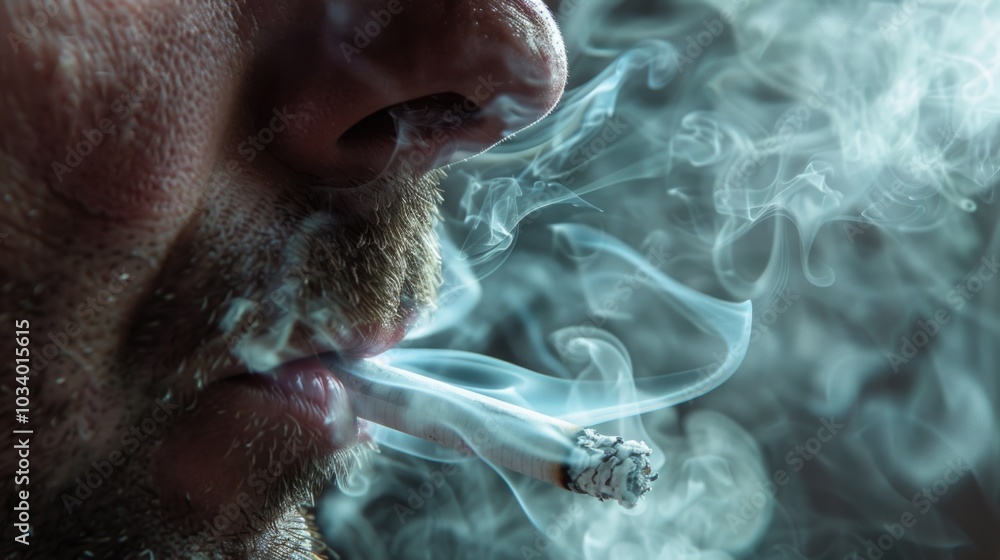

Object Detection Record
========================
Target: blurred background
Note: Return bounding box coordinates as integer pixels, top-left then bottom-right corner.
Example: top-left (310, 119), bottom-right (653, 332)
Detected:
top-left (318, 1), bottom-right (1000, 558)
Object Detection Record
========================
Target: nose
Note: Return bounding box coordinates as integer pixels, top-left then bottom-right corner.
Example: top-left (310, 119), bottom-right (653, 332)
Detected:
top-left (251, 0), bottom-right (568, 186)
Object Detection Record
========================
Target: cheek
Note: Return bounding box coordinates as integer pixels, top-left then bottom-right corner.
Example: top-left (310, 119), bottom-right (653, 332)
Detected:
top-left (0, 0), bottom-right (251, 471)
top-left (9, 2), bottom-right (243, 224)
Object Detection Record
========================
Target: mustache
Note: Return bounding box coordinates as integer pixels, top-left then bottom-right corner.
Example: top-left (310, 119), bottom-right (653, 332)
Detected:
top-left (216, 169), bottom-right (446, 371)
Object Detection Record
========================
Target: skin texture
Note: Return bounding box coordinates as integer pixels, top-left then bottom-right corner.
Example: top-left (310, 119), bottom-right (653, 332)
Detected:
top-left (0, 0), bottom-right (566, 558)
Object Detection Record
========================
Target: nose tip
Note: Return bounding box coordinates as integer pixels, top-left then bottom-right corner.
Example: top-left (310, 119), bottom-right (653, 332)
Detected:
top-left (253, 0), bottom-right (567, 184)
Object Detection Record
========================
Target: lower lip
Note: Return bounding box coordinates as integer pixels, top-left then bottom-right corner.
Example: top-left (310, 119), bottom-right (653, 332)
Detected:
top-left (152, 312), bottom-right (413, 523)
top-left (151, 357), bottom-right (360, 522)
top-left (227, 357), bottom-right (358, 444)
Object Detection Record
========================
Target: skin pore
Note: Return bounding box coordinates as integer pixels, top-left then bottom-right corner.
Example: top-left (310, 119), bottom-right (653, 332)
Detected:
top-left (0, 0), bottom-right (565, 558)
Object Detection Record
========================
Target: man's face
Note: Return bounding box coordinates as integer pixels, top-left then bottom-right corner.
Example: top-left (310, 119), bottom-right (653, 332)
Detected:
top-left (0, 0), bottom-right (565, 557)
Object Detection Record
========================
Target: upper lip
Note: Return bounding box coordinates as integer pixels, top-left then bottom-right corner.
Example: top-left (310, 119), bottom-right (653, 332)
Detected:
top-left (207, 314), bottom-right (413, 386)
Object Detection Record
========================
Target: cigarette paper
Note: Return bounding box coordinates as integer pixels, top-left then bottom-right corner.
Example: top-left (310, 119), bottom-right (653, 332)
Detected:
top-left (327, 356), bottom-right (657, 508)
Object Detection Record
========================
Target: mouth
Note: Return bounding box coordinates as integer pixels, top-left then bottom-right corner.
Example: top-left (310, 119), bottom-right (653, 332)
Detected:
top-left (208, 315), bottom-right (414, 448)
top-left (151, 317), bottom-right (412, 545)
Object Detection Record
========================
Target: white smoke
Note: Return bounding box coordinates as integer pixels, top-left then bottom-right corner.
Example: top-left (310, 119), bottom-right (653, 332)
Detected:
top-left (320, 1), bottom-right (1000, 558)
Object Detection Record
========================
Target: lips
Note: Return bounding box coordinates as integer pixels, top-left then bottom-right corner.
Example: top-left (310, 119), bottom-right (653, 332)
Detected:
top-left (151, 318), bottom-right (408, 538)
top-left (221, 358), bottom-right (357, 446)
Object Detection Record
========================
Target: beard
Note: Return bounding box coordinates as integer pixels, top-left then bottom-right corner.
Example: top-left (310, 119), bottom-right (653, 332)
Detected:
top-left (213, 168), bottom-right (447, 372)
top-left (16, 168), bottom-right (445, 559)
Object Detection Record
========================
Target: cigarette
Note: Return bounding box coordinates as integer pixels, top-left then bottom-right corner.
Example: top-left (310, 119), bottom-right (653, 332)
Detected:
top-left (325, 356), bottom-right (658, 508)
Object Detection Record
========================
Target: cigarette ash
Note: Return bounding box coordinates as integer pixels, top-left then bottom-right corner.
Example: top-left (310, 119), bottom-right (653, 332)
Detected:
top-left (565, 428), bottom-right (657, 509)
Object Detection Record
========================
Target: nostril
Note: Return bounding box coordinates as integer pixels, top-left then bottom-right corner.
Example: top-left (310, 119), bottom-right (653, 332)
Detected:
top-left (336, 106), bottom-right (396, 149)
top-left (298, 92), bottom-right (478, 185)
top-left (337, 92), bottom-right (474, 155)
top-left (262, 85), bottom-right (537, 187)
top-left (330, 104), bottom-right (398, 183)
top-left (385, 92), bottom-right (480, 169)
top-left (389, 92), bottom-right (479, 133)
